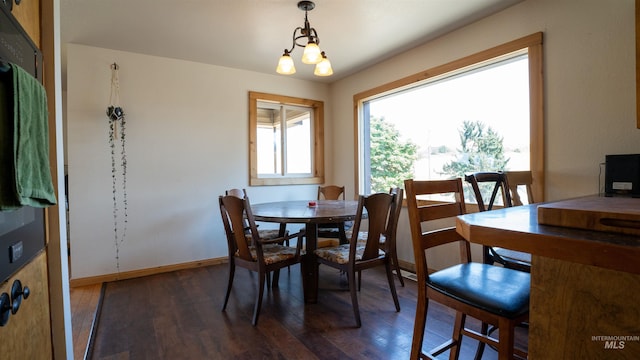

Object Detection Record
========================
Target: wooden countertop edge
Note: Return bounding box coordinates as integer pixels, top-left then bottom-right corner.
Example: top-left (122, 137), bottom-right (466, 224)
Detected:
top-left (456, 218), bottom-right (640, 275)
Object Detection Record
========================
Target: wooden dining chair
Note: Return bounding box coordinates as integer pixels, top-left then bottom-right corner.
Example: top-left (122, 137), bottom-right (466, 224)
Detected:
top-left (225, 188), bottom-right (289, 243)
top-left (464, 172), bottom-right (531, 273)
top-left (316, 185), bottom-right (349, 245)
top-left (314, 192), bottom-right (401, 327)
top-left (349, 187), bottom-right (405, 287)
top-left (225, 188), bottom-right (293, 287)
top-left (404, 178), bottom-right (530, 360)
top-left (219, 194), bottom-right (304, 326)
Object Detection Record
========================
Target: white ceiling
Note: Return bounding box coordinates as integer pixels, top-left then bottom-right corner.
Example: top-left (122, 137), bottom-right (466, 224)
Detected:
top-left (60, 0), bottom-right (522, 83)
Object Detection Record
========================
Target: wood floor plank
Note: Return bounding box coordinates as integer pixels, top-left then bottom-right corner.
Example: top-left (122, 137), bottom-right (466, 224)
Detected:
top-left (70, 283), bottom-right (102, 360)
top-left (83, 263), bottom-right (527, 359)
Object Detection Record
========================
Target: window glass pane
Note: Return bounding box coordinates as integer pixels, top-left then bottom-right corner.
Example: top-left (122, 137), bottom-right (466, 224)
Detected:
top-left (364, 54), bottom-right (530, 196)
top-left (256, 102), bottom-right (312, 177)
top-left (256, 106), bottom-right (281, 175)
top-left (285, 108), bottom-right (312, 174)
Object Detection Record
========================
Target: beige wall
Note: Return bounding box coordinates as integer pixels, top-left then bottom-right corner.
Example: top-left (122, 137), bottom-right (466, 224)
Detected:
top-left (66, 44), bottom-right (329, 279)
top-left (67, 0), bottom-right (638, 277)
top-left (330, 0), bottom-right (638, 268)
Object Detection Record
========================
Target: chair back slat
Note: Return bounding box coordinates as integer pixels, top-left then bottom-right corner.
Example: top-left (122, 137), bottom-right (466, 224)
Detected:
top-left (225, 188), bottom-right (246, 199)
top-left (382, 187), bottom-right (403, 253)
top-left (419, 201), bottom-right (464, 222)
top-left (318, 185), bottom-right (346, 200)
top-left (349, 192), bottom-right (394, 262)
top-left (423, 227), bottom-right (466, 249)
top-left (219, 196), bottom-right (238, 257)
top-left (464, 172), bottom-right (512, 211)
top-left (219, 195), bottom-right (257, 262)
top-left (225, 188), bottom-right (251, 230)
top-left (505, 171), bottom-right (534, 206)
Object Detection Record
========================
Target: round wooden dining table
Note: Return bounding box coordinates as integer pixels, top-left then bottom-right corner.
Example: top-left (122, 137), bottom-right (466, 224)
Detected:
top-left (251, 199), bottom-right (359, 303)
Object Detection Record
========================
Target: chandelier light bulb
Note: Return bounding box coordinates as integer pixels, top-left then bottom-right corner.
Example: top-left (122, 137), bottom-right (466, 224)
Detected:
top-left (301, 41), bottom-right (322, 64)
top-left (314, 52), bottom-right (333, 76)
top-left (276, 52), bottom-right (296, 75)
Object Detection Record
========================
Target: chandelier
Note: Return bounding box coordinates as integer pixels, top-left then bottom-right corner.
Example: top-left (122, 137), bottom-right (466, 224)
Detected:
top-left (276, 1), bottom-right (333, 76)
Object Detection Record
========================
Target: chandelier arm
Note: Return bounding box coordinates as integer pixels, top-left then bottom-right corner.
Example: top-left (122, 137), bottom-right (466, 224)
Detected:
top-left (292, 28), bottom-right (319, 49)
top-left (303, 12), bottom-right (311, 36)
top-left (289, 27), bottom-right (306, 52)
top-left (289, 2), bottom-right (321, 51)
top-left (308, 28), bottom-right (319, 46)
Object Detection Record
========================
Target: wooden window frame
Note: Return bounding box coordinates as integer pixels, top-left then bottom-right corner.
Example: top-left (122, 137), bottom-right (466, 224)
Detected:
top-left (353, 32), bottom-right (545, 202)
top-left (249, 91), bottom-right (325, 186)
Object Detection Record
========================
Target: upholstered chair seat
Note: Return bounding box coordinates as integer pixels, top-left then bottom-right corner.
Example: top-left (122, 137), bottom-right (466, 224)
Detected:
top-left (315, 243), bottom-right (385, 264)
top-left (345, 230), bottom-right (384, 245)
top-left (245, 228), bottom-right (283, 243)
top-left (239, 244), bottom-right (305, 265)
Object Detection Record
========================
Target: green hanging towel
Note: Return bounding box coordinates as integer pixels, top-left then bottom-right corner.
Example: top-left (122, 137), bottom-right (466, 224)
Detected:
top-left (0, 63), bottom-right (57, 210)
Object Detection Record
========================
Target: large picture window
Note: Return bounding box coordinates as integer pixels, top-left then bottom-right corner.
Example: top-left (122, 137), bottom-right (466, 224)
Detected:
top-left (354, 33), bottom-right (544, 202)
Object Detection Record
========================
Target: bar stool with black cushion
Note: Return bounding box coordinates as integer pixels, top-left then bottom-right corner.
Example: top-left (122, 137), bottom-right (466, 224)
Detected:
top-left (404, 178), bottom-right (529, 360)
top-left (314, 192), bottom-right (401, 327)
top-left (219, 194), bottom-right (304, 326)
top-left (348, 187), bottom-right (405, 287)
top-left (316, 185), bottom-right (350, 246)
top-left (463, 172), bottom-right (531, 273)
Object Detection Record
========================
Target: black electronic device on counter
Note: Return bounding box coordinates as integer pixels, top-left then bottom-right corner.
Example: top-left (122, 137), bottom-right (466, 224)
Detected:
top-left (604, 154), bottom-right (640, 197)
top-left (0, 4), bottom-right (46, 283)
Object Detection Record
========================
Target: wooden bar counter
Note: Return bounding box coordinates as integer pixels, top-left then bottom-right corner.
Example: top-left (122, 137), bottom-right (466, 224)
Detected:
top-left (456, 196), bottom-right (640, 359)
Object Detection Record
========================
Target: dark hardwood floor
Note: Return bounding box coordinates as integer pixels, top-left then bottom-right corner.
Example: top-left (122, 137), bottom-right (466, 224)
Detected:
top-left (88, 263), bottom-right (527, 359)
top-left (70, 283), bottom-right (102, 360)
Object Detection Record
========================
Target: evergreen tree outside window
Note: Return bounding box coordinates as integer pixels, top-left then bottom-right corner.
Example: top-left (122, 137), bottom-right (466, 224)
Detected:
top-left (360, 52), bottom-right (531, 200)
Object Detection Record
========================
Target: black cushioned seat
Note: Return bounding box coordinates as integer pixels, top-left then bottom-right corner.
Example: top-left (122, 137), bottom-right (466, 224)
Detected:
top-left (429, 263), bottom-right (530, 318)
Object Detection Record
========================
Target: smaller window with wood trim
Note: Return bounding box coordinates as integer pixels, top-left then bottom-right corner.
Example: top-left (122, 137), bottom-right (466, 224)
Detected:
top-left (249, 92), bottom-right (325, 186)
